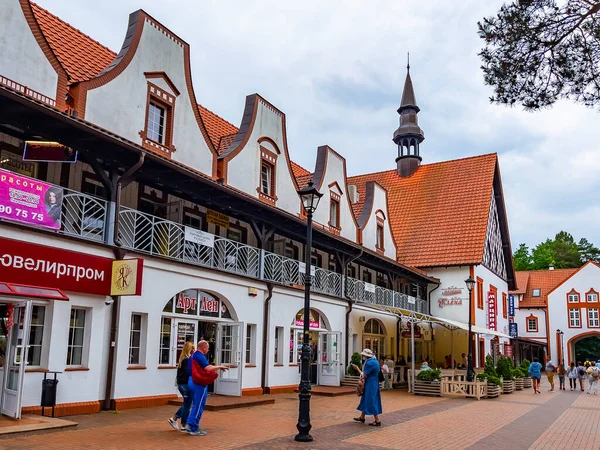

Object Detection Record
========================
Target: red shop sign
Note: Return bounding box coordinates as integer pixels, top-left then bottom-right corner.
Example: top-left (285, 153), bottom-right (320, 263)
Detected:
top-left (504, 345), bottom-right (513, 357)
top-left (488, 291), bottom-right (497, 331)
top-left (0, 236), bottom-right (113, 295)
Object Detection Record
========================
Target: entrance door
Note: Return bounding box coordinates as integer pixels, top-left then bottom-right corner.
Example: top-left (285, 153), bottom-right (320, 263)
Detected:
top-left (174, 319), bottom-right (197, 363)
top-left (318, 332), bottom-right (341, 386)
top-left (1, 301), bottom-right (32, 419)
top-left (215, 322), bottom-right (243, 396)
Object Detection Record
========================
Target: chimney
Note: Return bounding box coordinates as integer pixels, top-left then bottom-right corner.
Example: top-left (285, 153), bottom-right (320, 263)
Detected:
top-left (549, 265), bottom-right (554, 271)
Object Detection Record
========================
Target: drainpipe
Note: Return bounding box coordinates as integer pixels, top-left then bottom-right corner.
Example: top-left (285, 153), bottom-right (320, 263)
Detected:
top-left (113, 153), bottom-right (145, 245)
top-left (103, 294), bottom-right (119, 411)
top-left (261, 283), bottom-right (274, 393)
top-left (428, 282), bottom-right (440, 316)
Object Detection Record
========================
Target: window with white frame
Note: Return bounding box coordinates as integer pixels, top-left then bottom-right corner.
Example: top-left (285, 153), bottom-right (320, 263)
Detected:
top-left (159, 317), bottom-right (171, 365)
top-left (588, 308), bottom-right (599, 327)
top-left (27, 305), bottom-right (45, 366)
top-left (67, 308), bottom-right (86, 366)
top-left (587, 292), bottom-right (599, 303)
top-left (246, 324), bottom-right (257, 365)
top-left (568, 292), bottom-right (580, 303)
top-left (532, 288), bottom-right (541, 297)
top-left (261, 162), bottom-right (273, 196)
top-left (376, 224), bottom-right (384, 249)
top-left (527, 316), bottom-right (538, 332)
top-left (129, 313), bottom-right (144, 365)
top-left (274, 326), bottom-right (283, 364)
top-left (329, 198), bottom-right (339, 228)
top-left (147, 102), bottom-right (166, 144)
top-left (569, 308), bottom-right (581, 327)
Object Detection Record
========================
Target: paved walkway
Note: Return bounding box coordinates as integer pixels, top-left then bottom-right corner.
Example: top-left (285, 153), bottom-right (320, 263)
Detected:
top-left (1, 380), bottom-right (598, 449)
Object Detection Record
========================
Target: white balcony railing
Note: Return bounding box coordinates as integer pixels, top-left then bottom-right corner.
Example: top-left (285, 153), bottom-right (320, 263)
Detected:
top-left (58, 192), bottom-right (427, 313)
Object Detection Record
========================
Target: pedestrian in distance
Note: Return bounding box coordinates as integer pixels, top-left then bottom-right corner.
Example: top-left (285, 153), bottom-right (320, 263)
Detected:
top-left (168, 341), bottom-right (194, 431)
top-left (586, 361), bottom-right (599, 395)
top-left (557, 361), bottom-right (566, 391)
top-left (567, 362), bottom-right (578, 391)
top-left (545, 357), bottom-right (557, 392)
top-left (352, 349), bottom-right (382, 427)
top-left (528, 357), bottom-right (542, 394)
top-left (185, 340), bottom-right (229, 436)
top-left (577, 361), bottom-right (586, 392)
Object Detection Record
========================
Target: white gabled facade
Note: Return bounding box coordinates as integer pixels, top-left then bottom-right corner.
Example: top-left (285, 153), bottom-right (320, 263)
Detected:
top-left (356, 182), bottom-right (397, 260)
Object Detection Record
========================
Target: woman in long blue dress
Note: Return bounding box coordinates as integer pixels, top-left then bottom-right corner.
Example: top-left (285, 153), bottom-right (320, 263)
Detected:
top-left (351, 349), bottom-right (382, 426)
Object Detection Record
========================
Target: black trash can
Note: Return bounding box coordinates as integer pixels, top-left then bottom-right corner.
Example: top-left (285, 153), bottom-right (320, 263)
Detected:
top-left (41, 378), bottom-right (59, 407)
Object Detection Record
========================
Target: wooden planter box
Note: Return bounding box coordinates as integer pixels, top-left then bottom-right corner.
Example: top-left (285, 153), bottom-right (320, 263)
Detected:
top-left (486, 383), bottom-right (501, 398)
top-left (523, 377), bottom-right (532, 388)
top-left (515, 378), bottom-right (524, 390)
top-left (413, 380), bottom-right (441, 397)
top-left (502, 379), bottom-right (515, 394)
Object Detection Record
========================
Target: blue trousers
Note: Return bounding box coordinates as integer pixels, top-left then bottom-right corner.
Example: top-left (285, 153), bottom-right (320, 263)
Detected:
top-left (174, 383), bottom-right (191, 425)
top-left (186, 380), bottom-right (208, 432)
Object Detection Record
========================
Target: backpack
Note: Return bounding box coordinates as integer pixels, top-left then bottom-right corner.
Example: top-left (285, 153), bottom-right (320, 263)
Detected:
top-left (378, 369), bottom-right (385, 383)
top-left (578, 367), bottom-right (585, 376)
top-left (191, 359), bottom-right (218, 386)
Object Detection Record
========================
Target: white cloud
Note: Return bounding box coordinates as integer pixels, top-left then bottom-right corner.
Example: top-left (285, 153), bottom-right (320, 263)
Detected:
top-left (36, 0), bottom-right (600, 250)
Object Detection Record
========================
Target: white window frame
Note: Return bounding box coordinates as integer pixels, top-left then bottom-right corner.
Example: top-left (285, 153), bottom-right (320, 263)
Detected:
top-left (588, 308), bottom-right (599, 328)
top-left (527, 317), bottom-right (537, 332)
top-left (587, 293), bottom-right (598, 303)
top-left (147, 102), bottom-right (166, 144)
top-left (158, 316), bottom-right (172, 366)
top-left (376, 224), bottom-right (384, 249)
top-left (261, 162), bottom-right (272, 196)
top-left (245, 323), bottom-right (257, 365)
top-left (274, 326), bottom-right (284, 364)
top-left (66, 307), bottom-right (90, 367)
top-left (27, 305), bottom-right (47, 367)
top-left (329, 199), bottom-right (339, 228)
top-left (128, 313), bottom-right (147, 366)
top-left (531, 289), bottom-right (541, 297)
top-left (568, 292), bottom-right (579, 303)
top-left (569, 308), bottom-right (581, 328)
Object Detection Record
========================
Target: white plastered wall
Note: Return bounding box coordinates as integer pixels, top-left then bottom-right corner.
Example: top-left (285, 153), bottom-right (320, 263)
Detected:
top-left (225, 100), bottom-right (300, 215)
top-left (84, 18), bottom-right (214, 176)
top-left (0, 0), bottom-right (58, 99)
top-left (349, 306), bottom-right (398, 360)
top-left (360, 184), bottom-right (397, 259)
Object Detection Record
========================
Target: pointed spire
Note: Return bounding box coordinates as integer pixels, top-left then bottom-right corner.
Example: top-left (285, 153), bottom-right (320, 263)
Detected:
top-left (399, 55), bottom-right (418, 113)
top-left (407, 51), bottom-right (410, 71)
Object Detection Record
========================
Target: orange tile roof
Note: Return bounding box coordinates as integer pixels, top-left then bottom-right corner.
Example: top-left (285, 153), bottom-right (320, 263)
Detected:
top-left (348, 154), bottom-right (498, 268)
top-left (198, 105), bottom-right (238, 150)
top-left (510, 268), bottom-right (577, 307)
top-left (291, 161), bottom-right (310, 178)
top-left (31, 2), bottom-right (116, 82)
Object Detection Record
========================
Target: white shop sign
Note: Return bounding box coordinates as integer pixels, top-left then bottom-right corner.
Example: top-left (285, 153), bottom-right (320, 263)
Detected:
top-left (298, 262), bottom-right (316, 276)
top-left (184, 226), bottom-right (215, 248)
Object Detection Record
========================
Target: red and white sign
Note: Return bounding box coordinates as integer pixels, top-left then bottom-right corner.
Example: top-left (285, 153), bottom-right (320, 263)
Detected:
top-left (0, 236), bottom-right (113, 295)
top-left (488, 291), bottom-right (497, 331)
top-left (199, 294), bottom-right (219, 313)
top-left (176, 292), bottom-right (197, 314)
top-left (295, 319), bottom-right (320, 329)
top-left (504, 345), bottom-right (513, 357)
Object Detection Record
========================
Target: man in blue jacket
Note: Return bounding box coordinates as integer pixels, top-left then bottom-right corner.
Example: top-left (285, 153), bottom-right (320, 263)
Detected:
top-left (185, 340), bottom-right (228, 436)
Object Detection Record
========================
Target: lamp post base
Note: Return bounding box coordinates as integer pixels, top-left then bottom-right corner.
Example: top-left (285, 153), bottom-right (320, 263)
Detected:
top-left (295, 433), bottom-right (313, 442)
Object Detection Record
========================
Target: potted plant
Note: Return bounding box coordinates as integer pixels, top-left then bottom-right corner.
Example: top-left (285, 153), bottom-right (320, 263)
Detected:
top-left (497, 357), bottom-right (515, 394)
top-left (477, 373), bottom-right (502, 398)
top-left (347, 353), bottom-right (362, 377)
top-left (520, 360), bottom-right (532, 388)
top-left (513, 368), bottom-right (525, 390)
top-left (414, 369), bottom-right (442, 396)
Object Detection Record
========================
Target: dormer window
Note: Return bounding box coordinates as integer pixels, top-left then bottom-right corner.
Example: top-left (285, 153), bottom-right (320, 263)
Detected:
top-left (587, 291), bottom-right (598, 302)
top-left (375, 210), bottom-right (386, 254)
top-left (376, 224), bottom-right (384, 250)
top-left (148, 103), bottom-right (166, 144)
top-left (261, 162), bottom-right (273, 196)
top-left (532, 288), bottom-right (541, 297)
top-left (329, 198), bottom-right (340, 228)
top-left (257, 145), bottom-right (278, 205)
top-left (568, 291), bottom-right (580, 303)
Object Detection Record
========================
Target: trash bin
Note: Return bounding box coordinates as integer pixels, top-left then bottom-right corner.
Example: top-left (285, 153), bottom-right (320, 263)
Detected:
top-left (41, 378), bottom-right (59, 407)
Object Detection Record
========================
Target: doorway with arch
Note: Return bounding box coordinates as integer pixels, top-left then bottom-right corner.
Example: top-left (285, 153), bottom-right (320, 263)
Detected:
top-left (362, 318), bottom-right (386, 360)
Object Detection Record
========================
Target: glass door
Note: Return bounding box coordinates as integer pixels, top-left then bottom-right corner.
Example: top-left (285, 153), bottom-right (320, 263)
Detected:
top-left (318, 332), bottom-right (341, 386)
top-left (1, 301), bottom-right (32, 419)
top-left (174, 319), bottom-right (197, 363)
top-left (215, 322), bottom-right (243, 396)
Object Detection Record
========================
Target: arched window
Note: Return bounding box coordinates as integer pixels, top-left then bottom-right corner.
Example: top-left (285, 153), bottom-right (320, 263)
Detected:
top-left (363, 319), bottom-right (386, 359)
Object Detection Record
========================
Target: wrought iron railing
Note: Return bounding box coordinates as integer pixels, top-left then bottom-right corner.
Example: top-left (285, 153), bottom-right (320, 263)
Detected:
top-left (58, 192), bottom-right (426, 313)
top-left (60, 189), bottom-right (107, 242)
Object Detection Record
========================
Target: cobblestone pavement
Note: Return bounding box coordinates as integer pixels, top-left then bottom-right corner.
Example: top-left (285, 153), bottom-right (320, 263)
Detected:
top-left (1, 380), bottom-right (598, 450)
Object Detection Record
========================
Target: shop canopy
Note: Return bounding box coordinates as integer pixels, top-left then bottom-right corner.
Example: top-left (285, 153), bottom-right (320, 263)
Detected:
top-left (362, 303), bottom-right (512, 340)
top-left (0, 282), bottom-right (69, 301)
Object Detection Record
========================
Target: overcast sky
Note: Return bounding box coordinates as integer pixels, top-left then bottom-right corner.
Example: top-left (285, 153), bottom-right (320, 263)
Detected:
top-left (37, 0), bottom-right (600, 251)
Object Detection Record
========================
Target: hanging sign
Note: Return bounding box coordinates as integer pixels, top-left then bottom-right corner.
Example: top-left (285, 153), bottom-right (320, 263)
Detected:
top-left (508, 294), bottom-right (515, 317)
top-left (364, 283), bottom-right (376, 294)
top-left (509, 322), bottom-right (518, 339)
top-left (207, 209), bottom-right (229, 229)
top-left (23, 141), bottom-right (78, 163)
top-left (488, 291), bottom-right (497, 331)
top-left (0, 168), bottom-right (63, 230)
top-left (504, 345), bottom-right (513, 357)
top-left (184, 226), bottom-right (214, 248)
top-left (298, 262), bottom-right (316, 276)
top-left (110, 259), bottom-right (144, 296)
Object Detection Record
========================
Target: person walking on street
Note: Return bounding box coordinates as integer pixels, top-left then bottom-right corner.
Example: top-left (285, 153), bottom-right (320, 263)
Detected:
top-left (567, 362), bottom-right (578, 391)
top-left (186, 340), bottom-right (229, 436)
top-left (557, 361), bottom-right (566, 391)
top-left (586, 362), bottom-right (599, 395)
top-left (528, 357), bottom-right (542, 394)
top-left (577, 361), bottom-right (586, 392)
top-left (545, 357), bottom-right (557, 392)
top-left (352, 349), bottom-right (383, 426)
top-left (168, 341), bottom-right (194, 431)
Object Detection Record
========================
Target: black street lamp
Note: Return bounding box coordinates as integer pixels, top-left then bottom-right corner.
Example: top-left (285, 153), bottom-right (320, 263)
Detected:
top-left (295, 180), bottom-right (323, 442)
top-left (465, 276), bottom-right (476, 382)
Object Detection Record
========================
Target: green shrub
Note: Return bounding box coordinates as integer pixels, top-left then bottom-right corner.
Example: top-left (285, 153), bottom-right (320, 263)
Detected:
top-left (416, 369), bottom-right (441, 381)
top-left (520, 359), bottom-right (531, 371)
top-left (477, 373), bottom-right (503, 386)
top-left (348, 353), bottom-right (362, 376)
top-left (496, 357), bottom-right (514, 380)
top-left (484, 354), bottom-right (498, 377)
top-left (512, 368), bottom-right (524, 378)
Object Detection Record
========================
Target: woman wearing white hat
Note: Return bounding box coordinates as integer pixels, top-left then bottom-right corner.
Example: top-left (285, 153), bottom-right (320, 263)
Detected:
top-left (351, 348), bottom-right (383, 426)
